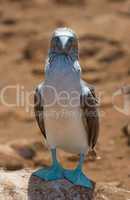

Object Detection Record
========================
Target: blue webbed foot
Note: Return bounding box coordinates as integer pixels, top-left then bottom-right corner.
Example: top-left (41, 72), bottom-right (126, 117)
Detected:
top-left (33, 162), bottom-right (64, 181)
top-left (64, 168), bottom-right (93, 189)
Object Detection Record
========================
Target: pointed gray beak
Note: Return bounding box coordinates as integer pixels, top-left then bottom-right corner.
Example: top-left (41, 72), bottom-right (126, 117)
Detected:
top-left (59, 36), bottom-right (69, 51)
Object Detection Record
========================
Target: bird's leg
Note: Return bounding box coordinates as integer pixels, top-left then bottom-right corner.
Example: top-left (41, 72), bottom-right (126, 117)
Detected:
top-left (33, 148), bottom-right (64, 181)
top-left (64, 153), bottom-right (93, 188)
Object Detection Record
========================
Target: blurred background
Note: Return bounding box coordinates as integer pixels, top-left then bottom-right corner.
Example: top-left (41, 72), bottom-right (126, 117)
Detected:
top-left (0, 0), bottom-right (130, 190)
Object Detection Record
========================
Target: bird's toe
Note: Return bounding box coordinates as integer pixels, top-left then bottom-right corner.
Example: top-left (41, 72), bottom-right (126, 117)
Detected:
top-left (64, 168), bottom-right (93, 189)
top-left (33, 164), bottom-right (64, 181)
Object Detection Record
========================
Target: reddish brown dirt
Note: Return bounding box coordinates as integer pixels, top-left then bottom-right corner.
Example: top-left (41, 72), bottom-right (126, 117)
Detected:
top-left (0, 0), bottom-right (130, 190)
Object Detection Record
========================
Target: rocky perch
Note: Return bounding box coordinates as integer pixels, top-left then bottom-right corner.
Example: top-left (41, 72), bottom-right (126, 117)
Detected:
top-left (0, 169), bottom-right (130, 200)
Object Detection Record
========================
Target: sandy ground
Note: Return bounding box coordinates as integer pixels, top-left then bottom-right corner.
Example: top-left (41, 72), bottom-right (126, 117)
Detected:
top-left (0, 0), bottom-right (130, 190)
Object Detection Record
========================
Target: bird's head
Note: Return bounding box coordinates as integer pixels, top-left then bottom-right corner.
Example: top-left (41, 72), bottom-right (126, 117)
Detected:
top-left (49, 28), bottom-right (78, 58)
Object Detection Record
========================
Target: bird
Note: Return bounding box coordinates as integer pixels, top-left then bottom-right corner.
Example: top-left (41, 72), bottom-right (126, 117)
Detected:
top-left (33, 27), bottom-right (99, 188)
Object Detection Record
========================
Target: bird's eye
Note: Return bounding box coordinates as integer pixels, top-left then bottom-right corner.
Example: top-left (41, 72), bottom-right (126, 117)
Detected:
top-left (55, 37), bottom-right (59, 43)
top-left (69, 37), bottom-right (74, 43)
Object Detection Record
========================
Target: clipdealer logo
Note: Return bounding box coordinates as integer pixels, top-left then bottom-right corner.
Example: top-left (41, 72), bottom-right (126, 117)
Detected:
top-left (0, 84), bottom-right (130, 117)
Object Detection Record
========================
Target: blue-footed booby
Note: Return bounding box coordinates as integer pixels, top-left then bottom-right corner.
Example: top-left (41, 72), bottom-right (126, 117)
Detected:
top-left (33, 28), bottom-right (99, 188)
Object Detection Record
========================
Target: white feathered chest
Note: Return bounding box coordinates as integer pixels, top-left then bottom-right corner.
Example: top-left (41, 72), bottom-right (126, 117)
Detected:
top-left (42, 55), bottom-right (89, 154)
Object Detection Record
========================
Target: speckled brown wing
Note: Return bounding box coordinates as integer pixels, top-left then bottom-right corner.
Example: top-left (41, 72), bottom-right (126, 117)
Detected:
top-left (80, 80), bottom-right (99, 149)
top-left (34, 87), bottom-right (46, 139)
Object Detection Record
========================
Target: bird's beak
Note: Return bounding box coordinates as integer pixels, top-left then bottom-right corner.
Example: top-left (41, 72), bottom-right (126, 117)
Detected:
top-left (59, 36), bottom-right (69, 51)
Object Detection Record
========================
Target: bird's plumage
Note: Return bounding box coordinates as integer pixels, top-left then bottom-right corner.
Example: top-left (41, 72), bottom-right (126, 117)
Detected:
top-left (33, 28), bottom-right (99, 188)
top-left (34, 85), bottom-right (46, 139)
top-left (34, 27), bottom-right (99, 154)
top-left (34, 80), bottom-right (99, 151)
top-left (80, 80), bottom-right (99, 149)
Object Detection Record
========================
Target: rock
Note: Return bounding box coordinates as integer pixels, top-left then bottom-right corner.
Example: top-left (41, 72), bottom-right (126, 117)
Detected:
top-left (0, 170), bottom-right (130, 200)
top-left (108, 0), bottom-right (127, 2)
top-left (79, 33), bottom-right (126, 65)
top-left (33, 152), bottom-right (50, 167)
top-left (122, 124), bottom-right (130, 137)
top-left (79, 34), bottom-right (120, 47)
top-left (1, 18), bottom-right (16, 26)
top-left (14, 109), bottom-right (34, 122)
top-left (7, 140), bottom-right (49, 166)
top-left (32, 141), bottom-right (48, 151)
top-left (95, 182), bottom-right (130, 200)
top-left (80, 46), bottom-right (100, 59)
top-left (122, 124), bottom-right (130, 146)
top-left (0, 145), bottom-right (24, 170)
top-left (28, 176), bottom-right (95, 200)
top-left (65, 150), bottom-right (99, 163)
top-left (115, 2), bottom-right (130, 17)
top-left (98, 48), bottom-right (125, 64)
top-left (0, 169), bottom-right (30, 200)
top-left (82, 72), bottom-right (106, 84)
top-left (0, 169), bottom-right (95, 200)
top-left (33, 157), bottom-right (50, 167)
top-left (53, 0), bottom-right (86, 5)
top-left (12, 144), bottom-right (36, 160)
top-left (22, 38), bottom-right (48, 62)
top-left (128, 68), bottom-right (130, 75)
top-left (32, 68), bottom-right (43, 76)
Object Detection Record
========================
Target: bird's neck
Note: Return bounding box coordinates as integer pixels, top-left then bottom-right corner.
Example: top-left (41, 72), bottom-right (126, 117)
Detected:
top-left (45, 53), bottom-right (81, 77)
top-left (44, 54), bottom-right (81, 93)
